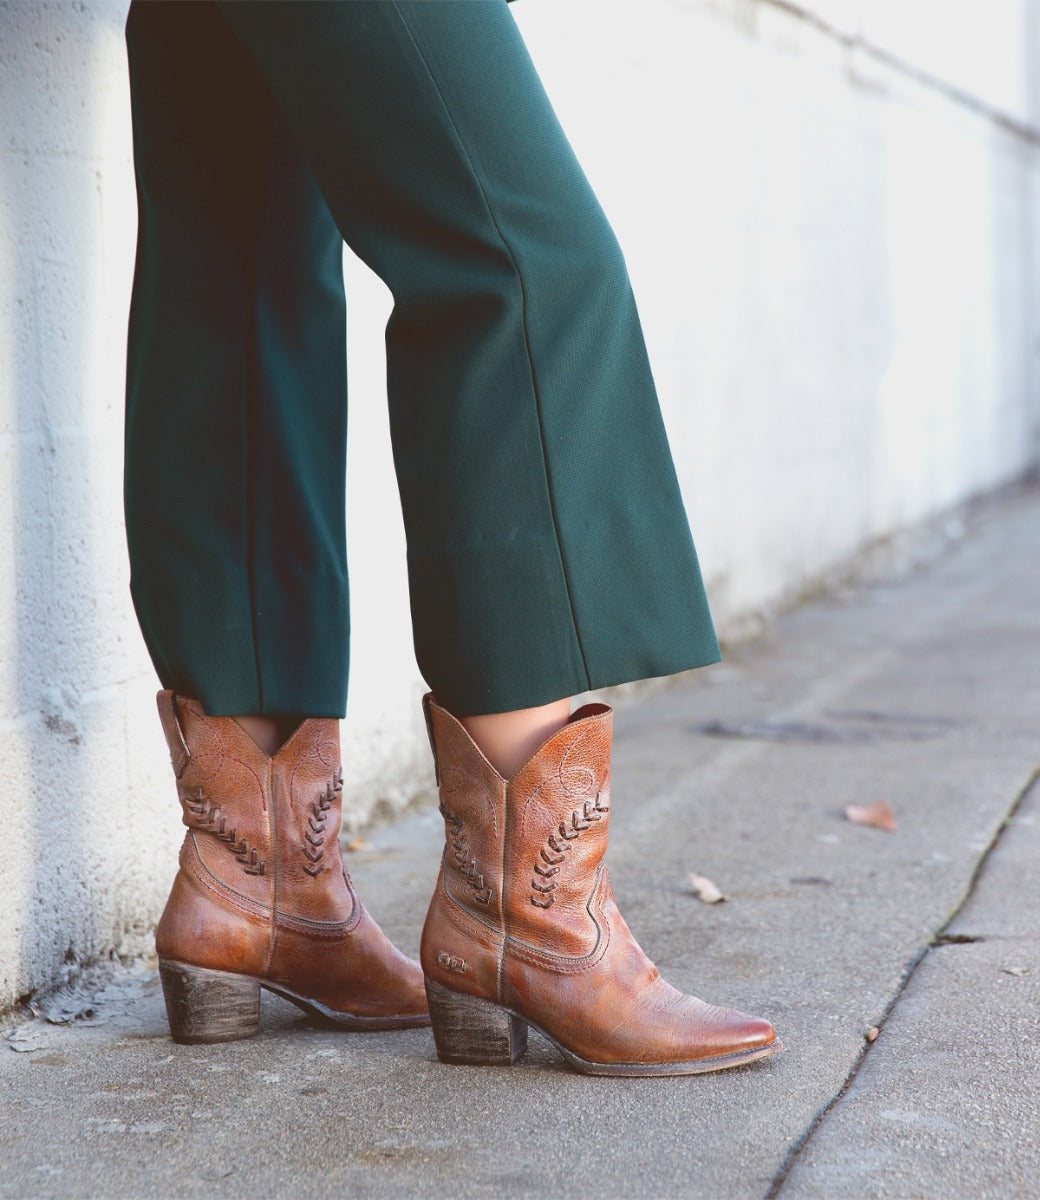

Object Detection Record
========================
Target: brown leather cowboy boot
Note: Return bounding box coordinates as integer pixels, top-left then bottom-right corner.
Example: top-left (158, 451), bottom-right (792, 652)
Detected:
top-left (154, 691), bottom-right (429, 1043)
top-left (420, 694), bottom-right (780, 1075)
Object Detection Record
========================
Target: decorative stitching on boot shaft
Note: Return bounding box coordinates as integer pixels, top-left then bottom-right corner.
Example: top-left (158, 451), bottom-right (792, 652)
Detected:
top-left (183, 788), bottom-right (266, 876)
top-left (303, 770), bottom-right (343, 877)
top-left (440, 804), bottom-right (493, 905)
top-left (530, 792), bottom-right (609, 908)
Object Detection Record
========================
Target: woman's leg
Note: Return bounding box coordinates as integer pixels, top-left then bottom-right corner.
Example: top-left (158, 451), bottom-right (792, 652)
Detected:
top-left (214, 0), bottom-right (721, 718)
top-left (460, 699), bottom-right (571, 779)
top-left (125, 1), bottom-right (427, 1043)
top-left (234, 715), bottom-right (302, 758)
top-left (125, 0), bottom-right (350, 719)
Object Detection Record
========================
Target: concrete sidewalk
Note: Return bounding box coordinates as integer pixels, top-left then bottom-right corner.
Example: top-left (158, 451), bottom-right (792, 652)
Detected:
top-left (2, 485), bottom-right (1038, 1200)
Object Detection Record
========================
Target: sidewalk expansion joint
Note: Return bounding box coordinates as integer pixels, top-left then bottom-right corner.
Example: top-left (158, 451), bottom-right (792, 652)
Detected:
top-left (765, 762), bottom-right (1040, 1200)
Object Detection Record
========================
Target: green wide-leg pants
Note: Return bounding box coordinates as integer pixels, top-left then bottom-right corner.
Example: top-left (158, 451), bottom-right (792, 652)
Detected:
top-left (124, 0), bottom-right (719, 718)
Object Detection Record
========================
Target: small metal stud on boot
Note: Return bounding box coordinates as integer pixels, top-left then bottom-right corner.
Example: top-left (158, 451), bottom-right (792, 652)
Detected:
top-left (420, 694), bottom-right (781, 1075)
top-left (154, 692), bottom-right (429, 1043)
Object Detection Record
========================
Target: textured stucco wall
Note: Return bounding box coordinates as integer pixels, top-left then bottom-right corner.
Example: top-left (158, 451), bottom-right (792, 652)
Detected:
top-left (519, 0), bottom-right (1040, 626)
top-left (0, 0), bottom-right (174, 1009)
top-left (1, 0), bottom-right (1038, 1011)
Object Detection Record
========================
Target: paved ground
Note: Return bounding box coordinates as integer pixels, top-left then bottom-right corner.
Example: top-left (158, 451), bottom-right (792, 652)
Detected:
top-left (2, 483), bottom-right (1038, 1200)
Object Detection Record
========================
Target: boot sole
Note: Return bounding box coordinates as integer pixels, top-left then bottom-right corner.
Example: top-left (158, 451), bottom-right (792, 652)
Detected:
top-left (425, 976), bottom-right (782, 1076)
top-left (159, 959), bottom-right (430, 1044)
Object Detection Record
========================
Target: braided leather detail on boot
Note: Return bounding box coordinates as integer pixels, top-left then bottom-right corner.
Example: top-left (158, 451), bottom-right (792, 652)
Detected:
top-left (440, 804), bottom-right (493, 905)
top-left (183, 788), bottom-right (267, 876)
top-left (303, 769), bottom-right (343, 877)
top-left (530, 792), bottom-right (609, 907)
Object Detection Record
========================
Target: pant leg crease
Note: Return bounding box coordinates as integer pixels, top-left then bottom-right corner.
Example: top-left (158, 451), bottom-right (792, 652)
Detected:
top-left (388, 0), bottom-right (593, 697)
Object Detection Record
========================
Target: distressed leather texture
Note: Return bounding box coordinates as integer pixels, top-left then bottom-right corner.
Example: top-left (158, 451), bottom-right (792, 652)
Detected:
top-left (421, 695), bottom-right (777, 1065)
top-left (155, 691), bottom-right (427, 1021)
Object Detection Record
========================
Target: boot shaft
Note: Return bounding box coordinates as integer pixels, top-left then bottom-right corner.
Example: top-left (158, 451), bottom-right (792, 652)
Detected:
top-left (157, 691), bottom-right (352, 922)
top-left (423, 696), bottom-right (507, 927)
top-left (423, 694), bottom-right (613, 959)
top-left (505, 706), bottom-right (612, 955)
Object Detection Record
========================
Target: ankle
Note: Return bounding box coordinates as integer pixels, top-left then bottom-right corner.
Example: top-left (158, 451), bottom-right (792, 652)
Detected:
top-left (459, 699), bottom-right (571, 778)
top-left (233, 714), bottom-right (302, 756)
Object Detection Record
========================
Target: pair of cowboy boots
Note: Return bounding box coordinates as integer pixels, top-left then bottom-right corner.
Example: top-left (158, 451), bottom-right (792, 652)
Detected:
top-left (155, 690), bottom-right (780, 1074)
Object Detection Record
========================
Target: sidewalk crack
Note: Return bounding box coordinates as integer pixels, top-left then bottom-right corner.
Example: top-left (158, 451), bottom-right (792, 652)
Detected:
top-left (765, 762), bottom-right (1040, 1199)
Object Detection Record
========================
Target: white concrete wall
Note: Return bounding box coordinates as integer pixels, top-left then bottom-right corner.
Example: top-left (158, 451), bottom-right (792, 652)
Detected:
top-left (2, 0), bottom-right (1038, 1011)
top-left (518, 0), bottom-right (1040, 626)
top-left (0, 0), bottom-right (173, 1009)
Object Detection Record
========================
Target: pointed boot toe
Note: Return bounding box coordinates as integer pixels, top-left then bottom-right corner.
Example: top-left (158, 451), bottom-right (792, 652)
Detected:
top-left (672, 1000), bottom-right (782, 1072)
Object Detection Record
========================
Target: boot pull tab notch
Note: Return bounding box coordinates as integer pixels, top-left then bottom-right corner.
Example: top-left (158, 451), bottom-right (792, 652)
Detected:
top-left (421, 692), bottom-right (440, 786)
top-left (156, 690), bottom-right (191, 779)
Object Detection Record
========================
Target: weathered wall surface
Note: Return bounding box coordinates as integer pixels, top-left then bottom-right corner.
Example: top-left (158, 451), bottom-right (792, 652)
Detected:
top-left (1, 0), bottom-right (1038, 1010)
top-left (520, 0), bottom-right (1040, 626)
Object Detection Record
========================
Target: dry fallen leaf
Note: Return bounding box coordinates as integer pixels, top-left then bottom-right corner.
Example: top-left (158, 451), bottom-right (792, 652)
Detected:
top-left (688, 872), bottom-right (726, 904)
top-left (344, 837), bottom-right (370, 853)
top-left (1001, 966), bottom-right (1029, 977)
top-left (844, 801), bottom-right (896, 833)
top-left (865, 1026), bottom-right (880, 1043)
